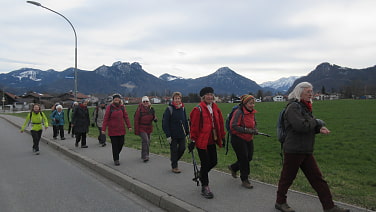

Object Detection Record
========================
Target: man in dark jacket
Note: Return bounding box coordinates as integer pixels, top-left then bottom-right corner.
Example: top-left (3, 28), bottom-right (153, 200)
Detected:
top-left (72, 99), bottom-right (90, 148)
top-left (162, 92), bottom-right (189, 173)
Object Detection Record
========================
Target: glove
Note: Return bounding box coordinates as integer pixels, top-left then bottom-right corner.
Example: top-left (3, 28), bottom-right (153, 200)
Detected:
top-left (91, 123), bottom-right (95, 127)
top-left (153, 119), bottom-right (158, 123)
top-left (167, 137), bottom-right (172, 144)
top-left (315, 119), bottom-right (326, 128)
top-left (188, 141), bottom-right (195, 153)
top-left (244, 127), bottom-right (258, 135)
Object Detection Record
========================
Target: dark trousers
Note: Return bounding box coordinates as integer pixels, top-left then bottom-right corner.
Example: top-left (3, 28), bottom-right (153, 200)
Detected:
top-left (75, 133), bottom-right (87, 146)
top-left (31, 130), bottom-right (42, 151)
top-left (68, 122), bottom-right (73, 134)
top-left (276, 153), bottom-right (334, 210)
top-left (97, 127), bottom-right (106, 144)
top-left (140, 132), bottom-right (150, 160)
top-left (197, 144), bottom-right (217, 187)
top-left (170, 137), bottom-right (186, 168)
top-left (53, 125), bottom-right (64, 138)
top-left (230, 135), bottom-right (254, 181)
top-left (110, 135), bottom-right (125, 161)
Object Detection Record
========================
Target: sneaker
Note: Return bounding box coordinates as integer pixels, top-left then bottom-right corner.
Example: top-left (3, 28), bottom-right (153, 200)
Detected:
top-left (324, 205), bottom-right (350, 212)
top-left (275, 203), bottom-right (295, 212)
top-left (241, 179), bottom-right (253, 189)
top-left (114, 160), bottom-right (120, 166)
top-left (61, 137), bottom-right (66, 140)
top-left (172, 168), bottom-right (181, 173)
top-left (201, 186), bottom-right (214, 199)
top-left (228, 165), bottom-right (237, 178)
top-left (34, 150), bottom-right (40, 155)
top-left (81, 145), bottom-right (88, 148)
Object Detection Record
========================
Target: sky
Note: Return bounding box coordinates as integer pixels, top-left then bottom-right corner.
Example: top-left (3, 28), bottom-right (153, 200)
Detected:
top-left (1, 0), bottom-right (376, 84)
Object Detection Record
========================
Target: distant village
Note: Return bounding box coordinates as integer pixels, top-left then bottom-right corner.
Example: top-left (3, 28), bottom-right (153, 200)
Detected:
top-left (0, 89), bottom-right (367, 113)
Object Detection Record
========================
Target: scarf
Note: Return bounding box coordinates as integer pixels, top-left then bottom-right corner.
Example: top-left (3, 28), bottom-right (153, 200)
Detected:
top-left (301, 100), bottom-right (312, 112)
top-left (172, 101), bottom-right (184, 109)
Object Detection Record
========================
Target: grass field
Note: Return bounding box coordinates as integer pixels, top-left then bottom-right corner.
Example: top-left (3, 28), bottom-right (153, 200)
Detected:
top-left (13, 99), bottom-right (376, 210)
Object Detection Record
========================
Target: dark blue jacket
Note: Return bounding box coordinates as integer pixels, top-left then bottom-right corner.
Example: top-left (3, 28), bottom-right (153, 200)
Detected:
top-left (162, 104), bottom-right (189, 138)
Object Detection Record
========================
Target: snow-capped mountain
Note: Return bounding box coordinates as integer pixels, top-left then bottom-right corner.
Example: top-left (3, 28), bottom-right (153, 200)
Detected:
top-left (260, 76), bottom-right (301, 93)
top-left (12, 70), bottom-right (42, 81)
top-left (159, 73), bottom-right (184, 81)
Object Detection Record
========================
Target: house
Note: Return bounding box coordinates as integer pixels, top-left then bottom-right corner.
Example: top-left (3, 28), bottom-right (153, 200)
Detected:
top-left (273, 95), bottom-right (286, 102)
top-left (1, 91), bottom-right (20, 112)
top-left (20, 91), bottom-right (54, 104)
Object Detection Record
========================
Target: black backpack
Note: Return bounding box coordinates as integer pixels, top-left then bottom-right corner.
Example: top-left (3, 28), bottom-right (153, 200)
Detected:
top-left (224, 104), bottom-right (243, 154)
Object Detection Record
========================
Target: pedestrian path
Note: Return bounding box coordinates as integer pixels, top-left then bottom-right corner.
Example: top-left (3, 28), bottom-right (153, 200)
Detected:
top-left (1, 114), bottom-right (370, 212)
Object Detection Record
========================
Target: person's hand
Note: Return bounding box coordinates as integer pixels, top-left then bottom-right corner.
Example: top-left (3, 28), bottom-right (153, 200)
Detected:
top-left (188, 141), bottom-right (195, 153)
top-left (45, 127), bottom-right (48, 130)
top-left (128, 128), bottom-right (133, 132)
top-left (153, 119), bottom-right (158, 123)
top-left (101, 131), bottom-right (106, 135)
top-left (91, 123), bottom-right (95, 127)
top-left (20, 130), bottom-right (24, 133)
top-left (320, 126), bottom-right (331, 134)
top-left (167, 137), bottom-right (172, 144)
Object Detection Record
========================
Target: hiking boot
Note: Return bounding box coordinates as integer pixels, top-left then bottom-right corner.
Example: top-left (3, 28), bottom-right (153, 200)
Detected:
top-left (201, 186), bottom-right (214, 199)
top-left (228, 165), bottom-right (237, 178)
top-left (172, 168), bottom-right (181, 173)
top-left (241, 179), bottom-right (253, 189)
top-left (35, 150), bottom-right (40, 155)
top-left (81, 145), bottom-right (88, 148)
top-left (143, 158), bottom-right (149, 162)
top-left (101, 143), bottom-right (106, 147)
top-left (324, 205), bottom-right (350, 212)
top-left (114, 160), bottom-right (120, 166)
top-left (61, 137), bottom-right (66, 140)
top-left (275, 203), bottom-right (295, 212)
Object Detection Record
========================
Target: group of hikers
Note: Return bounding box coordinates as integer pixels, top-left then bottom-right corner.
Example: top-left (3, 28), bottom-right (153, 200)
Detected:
top-left (19, 82), bottom-right (349, 212)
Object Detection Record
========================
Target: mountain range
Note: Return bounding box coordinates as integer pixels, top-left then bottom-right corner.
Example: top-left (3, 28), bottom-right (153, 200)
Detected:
top-left (0, 61), bottom-right (375, 97)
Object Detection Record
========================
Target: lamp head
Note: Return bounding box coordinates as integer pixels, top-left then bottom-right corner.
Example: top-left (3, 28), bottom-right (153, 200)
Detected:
top-left (26, 1), bottom-right (42, 6)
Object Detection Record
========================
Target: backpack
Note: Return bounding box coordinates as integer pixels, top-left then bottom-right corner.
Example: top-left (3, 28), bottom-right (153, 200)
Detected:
top-left (109, 104), bottom-right (125, 119)
top-left (167, 105), bottom-right (184, 116)
top-left (28, 111), bottom-right (46, 126)
top-left (224, 104), bottom-right (243, 154)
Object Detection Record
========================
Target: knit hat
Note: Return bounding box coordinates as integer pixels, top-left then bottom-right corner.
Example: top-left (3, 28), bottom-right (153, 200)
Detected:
top-left (142, 96), bottom-right (150, 102)
top-left (199, 87), bottom-right (214, 97)
top-left (112, 93), bottom-right (122, 100)
top-left (240, 94), bottom-right (255, 104)
top-left (99, 99), bottom-right (106, 105)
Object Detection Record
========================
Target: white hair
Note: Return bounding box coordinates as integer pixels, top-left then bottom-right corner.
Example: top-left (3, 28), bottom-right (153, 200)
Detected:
top-left (56, 105), bottom-right (63, 110)
top-left (288, 82), bottom-right (313, 102)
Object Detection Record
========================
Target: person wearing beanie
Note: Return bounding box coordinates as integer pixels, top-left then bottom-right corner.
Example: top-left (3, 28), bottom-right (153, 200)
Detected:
top-left (50, 104), bottom-right (65, 140)
top-left (134, 96), bottom-right (157, 162)
top-left (72, 99), bottom-right (90, 148)
top-left (162, 91), bottom-right (189, 173)
top-left (228, 94), bottom-right (258, 189)
top-left (92, 100), bottom-right (107, 147)
top-left (189, 87), bottom-right (226, 199)
top-left (102, 94), bottom-right (132, 166)
top-left (275, 82), bottom-right (349, 212)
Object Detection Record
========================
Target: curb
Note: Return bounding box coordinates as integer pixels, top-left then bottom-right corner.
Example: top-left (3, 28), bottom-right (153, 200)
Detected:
top-left (1, 116), bottom-right (204, 212)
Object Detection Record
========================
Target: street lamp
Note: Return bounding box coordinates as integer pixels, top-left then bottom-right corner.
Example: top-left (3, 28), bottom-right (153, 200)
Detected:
top-left (2, 89), bottom-right (5, 112)
top-left (27, 1), bottom-right (78, 100)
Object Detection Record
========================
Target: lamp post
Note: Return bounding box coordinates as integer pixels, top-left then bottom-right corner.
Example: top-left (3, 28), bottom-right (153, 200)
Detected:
top-left (2, 89), bottom-right (5, 112)
top-left (27, 1), bottom-right (78, 100)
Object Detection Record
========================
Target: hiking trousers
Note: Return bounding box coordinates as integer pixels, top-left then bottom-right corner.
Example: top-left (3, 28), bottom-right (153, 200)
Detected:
top-left (276, 153), bottom-right (334, 210)
top-left (230, 135), bottom-right (254, 181)
top-left (140, 132), bottom-right (150, 160)
top-left (31, 130), bottom-right (42, 151)
top-left (110, 135), bottom-right (125, 161)
top-left (53, 125), bottom-right (64, 138)
top-left (170, 137), bottom-right (186, 169)
top-left (197, 144), bottom-right (217, 186)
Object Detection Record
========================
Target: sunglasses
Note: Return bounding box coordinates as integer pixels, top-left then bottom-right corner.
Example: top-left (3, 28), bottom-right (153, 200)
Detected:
top-left (143, 101), bottom-right (149, 103)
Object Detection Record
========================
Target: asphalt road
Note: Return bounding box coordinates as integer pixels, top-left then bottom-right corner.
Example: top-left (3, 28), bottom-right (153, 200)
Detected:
top-left (0, 118), bottom-right (165, 212)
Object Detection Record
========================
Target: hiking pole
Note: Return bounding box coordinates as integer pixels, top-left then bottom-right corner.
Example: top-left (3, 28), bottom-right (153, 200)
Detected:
top-left (154, 121), bottom-right (167, 148)
top-left (180, 120), bottom-right (200, 186)
top-left (257, 132), bottom-right (271, 137)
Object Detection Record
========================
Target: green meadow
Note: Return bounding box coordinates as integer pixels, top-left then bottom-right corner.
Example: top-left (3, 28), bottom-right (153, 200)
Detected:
top-left (13, 99), bottom-right (376, 210)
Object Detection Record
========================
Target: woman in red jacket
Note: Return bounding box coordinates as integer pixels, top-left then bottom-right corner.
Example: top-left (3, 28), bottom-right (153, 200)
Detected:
top-left (134, 96), bottom-right (157, 162)
top-left (102, 94), bottom-right (132, 166)
top-left (228, 94), bottom-right (258, 189)
top-left (189, 87), bottom-right (225, 199)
